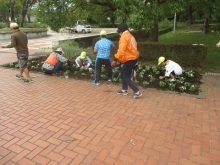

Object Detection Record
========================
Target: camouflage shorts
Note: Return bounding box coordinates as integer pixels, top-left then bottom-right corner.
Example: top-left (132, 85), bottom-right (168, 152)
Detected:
top-left (17, 53), bottom-right (28, 68)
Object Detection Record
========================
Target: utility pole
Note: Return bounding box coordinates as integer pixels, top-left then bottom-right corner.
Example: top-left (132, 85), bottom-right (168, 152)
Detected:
top-left (173, 12), bottom-right (176, 33)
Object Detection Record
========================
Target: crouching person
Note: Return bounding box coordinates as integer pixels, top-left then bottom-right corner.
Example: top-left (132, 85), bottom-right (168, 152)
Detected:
top-left (158, 56), bottom-right (182, 82)
top-left (42, 48), bottom-right (68, 74)
top-left (75, 51), bottom-right (92, 69)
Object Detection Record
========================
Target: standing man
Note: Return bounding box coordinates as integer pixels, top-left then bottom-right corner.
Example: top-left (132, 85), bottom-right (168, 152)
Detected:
top-left (93, 30), bottom-right (115, 85)
top-left (112, 23), bottom-right (142, 99)
top-left (1, 22), bottom-right (32, 83)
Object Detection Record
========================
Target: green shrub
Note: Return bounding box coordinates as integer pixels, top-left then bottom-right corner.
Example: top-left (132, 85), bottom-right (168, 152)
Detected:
top-left (138, 42), bottom-right (208, 71)
top-left (213, 23), bottom-right (220, 33)
top-left (0, 22), bottom-right (7, 29)
top-left (24, 22), bottom-right (48, 28)
top-left (58, 40), bottom-right (84, 60)
top-left (159, 19), bottom-right (171, 31)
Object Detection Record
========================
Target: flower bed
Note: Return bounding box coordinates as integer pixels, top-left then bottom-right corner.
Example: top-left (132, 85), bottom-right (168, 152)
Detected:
top-left (3, 56), bottom-right (202, 95)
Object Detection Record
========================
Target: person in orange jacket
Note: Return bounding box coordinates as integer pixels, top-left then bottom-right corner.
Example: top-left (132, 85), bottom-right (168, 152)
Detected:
top-left (112, 23), bottom-right (142, 99)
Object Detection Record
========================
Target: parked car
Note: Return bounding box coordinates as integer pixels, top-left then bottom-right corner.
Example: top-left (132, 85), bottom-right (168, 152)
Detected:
top-left (69, 20), bottom-right (91, 33)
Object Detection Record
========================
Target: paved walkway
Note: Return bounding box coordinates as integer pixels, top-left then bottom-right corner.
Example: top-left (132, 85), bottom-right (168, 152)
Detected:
top-left (0, 32), bottom-right (220, 165)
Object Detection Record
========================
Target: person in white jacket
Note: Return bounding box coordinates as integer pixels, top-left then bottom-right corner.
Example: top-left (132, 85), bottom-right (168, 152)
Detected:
top-left (75, 51), bottom-right (92, 69)
top-left (158, 56), bottom-right (183, 82)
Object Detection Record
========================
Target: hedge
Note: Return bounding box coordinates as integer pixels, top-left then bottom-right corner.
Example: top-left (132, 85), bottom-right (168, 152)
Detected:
top-left (111, 42), bottom-right (208, 70)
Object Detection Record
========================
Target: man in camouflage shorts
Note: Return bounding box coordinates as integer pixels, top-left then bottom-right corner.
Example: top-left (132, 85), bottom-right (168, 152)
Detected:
top-left (1, 22), bottom-right (32, 83)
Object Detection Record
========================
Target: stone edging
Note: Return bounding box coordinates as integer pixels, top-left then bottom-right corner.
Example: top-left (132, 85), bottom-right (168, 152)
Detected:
top-left (0, 29), bottom-right (48, 40)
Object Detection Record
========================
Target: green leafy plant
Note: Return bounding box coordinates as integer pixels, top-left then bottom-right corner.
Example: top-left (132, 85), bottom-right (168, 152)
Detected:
top-left (73, 71), bottom-right (78, 76)
top-left (15, 64), bottom-right (19, 68)
top-left (148, 74), bottom-right (156, 83)
top-left (164, 78), bottom-right (172, 83)
top-left (179, 86), bottom-right (186, 92)
top-left (134, 79), bottom-right (139, 84)
top-left (59, 40), bottom-right (84, 60)
top-left (176, 79), bottom-right (184, 84)
top-left (185, 70), bottom-right (194, 78)
top-left (112, 77), bottom-right (118, 82)
top-left (89, 68), bottom-right (94, 74)
top-left (189, 85), bottom-right (196, 92)
top-left (137, 74), bottom-right (144, 81)
top-left (152, 66), bottom-right (157, 73)
top-left (179, 77), bottom-right (186, 81)
top-left (142, 81), bottom-right (149, 88)
top-left (168, 83), bottom-right (176, 90)
top-left (101, 66), bottom-right (106, 73)
top-left (63, 70), bottom-right (71, 76)
top-left (137, 64), bottom-right (143, 72)
top-left (36, 63), bottom-right (41, 68)
top-left (9, 62), bottom-right (15, 67)
top-left (184, 82), bottom-right (191, 88)
top-left (155, 71), bottom-right (160, 75)
top-left (144, 65), bottom-right (150, 71)
top-left (101, 74), bottom-right (107, 80)
top-left (159, 81), bottom-right (166, 88)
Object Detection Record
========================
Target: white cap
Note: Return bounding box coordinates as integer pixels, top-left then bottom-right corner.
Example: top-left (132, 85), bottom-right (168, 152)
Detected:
top-left (55, 48), bottom-right (64, 54)
top-left (10, 23), bottom-right (19, 29)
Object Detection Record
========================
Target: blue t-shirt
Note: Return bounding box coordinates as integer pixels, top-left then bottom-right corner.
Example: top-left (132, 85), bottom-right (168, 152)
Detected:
top-left (94, 38), bottom-right (114, 59)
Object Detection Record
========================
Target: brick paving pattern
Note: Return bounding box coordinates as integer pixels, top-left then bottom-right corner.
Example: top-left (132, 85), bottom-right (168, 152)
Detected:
top-left (0, 31), bottom-right (220, 164)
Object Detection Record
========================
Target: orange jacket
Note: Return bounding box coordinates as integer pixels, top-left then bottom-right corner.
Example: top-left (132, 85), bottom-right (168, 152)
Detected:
top-left (114, 31), bottom-right (139, 63)
top-left (45, 53), bottom-right (59, 66)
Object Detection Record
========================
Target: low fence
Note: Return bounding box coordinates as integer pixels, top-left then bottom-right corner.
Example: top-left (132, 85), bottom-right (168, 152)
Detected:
top-left (0, 29), bottom-right (48, 40)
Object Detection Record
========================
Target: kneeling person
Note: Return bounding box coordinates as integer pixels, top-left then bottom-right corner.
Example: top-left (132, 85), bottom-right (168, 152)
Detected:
top-left (42, 48), bottom-right (68, 74)
top-left (75, 51), bottom-right (92, 69)
top-left (158, 56), bottom-right (182, 81)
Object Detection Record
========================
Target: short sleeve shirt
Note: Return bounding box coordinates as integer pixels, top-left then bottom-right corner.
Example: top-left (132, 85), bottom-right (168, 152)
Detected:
top-left (95, 38), bottom-right (114, 59)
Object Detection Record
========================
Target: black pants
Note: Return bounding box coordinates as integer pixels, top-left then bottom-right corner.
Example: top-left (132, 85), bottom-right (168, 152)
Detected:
top-left (95, 58), bottom-right (112, 82)
top-left (121, 60), bottom-right (139, 93)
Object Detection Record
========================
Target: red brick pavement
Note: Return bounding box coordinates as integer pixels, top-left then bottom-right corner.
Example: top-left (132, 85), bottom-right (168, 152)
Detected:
top-left (0, 34), bottom-right (220, 164)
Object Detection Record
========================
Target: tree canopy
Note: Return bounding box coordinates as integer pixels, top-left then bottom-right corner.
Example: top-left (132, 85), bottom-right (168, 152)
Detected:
top-left (1, 0), bottom-right (220, 40)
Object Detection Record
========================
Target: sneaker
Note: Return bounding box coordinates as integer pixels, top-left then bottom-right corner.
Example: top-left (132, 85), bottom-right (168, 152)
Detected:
top-left (15, 74), bottom-right (23, 79)
top-left (23, 79), bottom-right (33, 83)
top-left (131, 91), bottom-right (142, 99)
top-left (170, 78), bottom-right (176, 82)
top-left (92, 80), bottom-right (100, 85)
top-left (117, 90), bottom-right (128, 95)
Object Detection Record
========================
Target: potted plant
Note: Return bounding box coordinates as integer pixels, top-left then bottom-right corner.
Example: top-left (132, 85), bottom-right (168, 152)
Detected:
top-left (63, 70), bottom-right (71, 79)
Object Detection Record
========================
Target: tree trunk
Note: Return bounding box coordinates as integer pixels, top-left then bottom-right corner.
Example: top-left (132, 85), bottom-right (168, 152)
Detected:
top-left (188, 5), bottom-right (193, 25)
top-left (203, 12), bottom-right (210, 34)
top-left (110, 16), bottom-right (116, 27)
top-left (20, 0), bottom-right (30, 27)
top-left (149, 18), bottom-right (159, 42)
top-left (9, 0), bottom-right (15, 22)
top-left (27, 11), bottom-right (31, 22)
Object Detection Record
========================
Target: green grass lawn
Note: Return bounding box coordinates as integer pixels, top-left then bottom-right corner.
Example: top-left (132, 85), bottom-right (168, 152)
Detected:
top-left (158, 24), bottom-right (220, 72)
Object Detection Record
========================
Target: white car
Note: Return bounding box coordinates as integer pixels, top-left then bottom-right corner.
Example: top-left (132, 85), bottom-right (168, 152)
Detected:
top-left (69, 20), bottom-right (91, 33)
